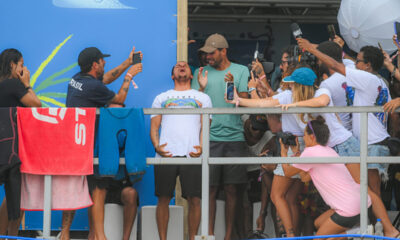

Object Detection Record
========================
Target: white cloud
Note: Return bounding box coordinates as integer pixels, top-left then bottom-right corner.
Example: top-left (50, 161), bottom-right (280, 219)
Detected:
top-left (52, 0), bottom-right (135, 9)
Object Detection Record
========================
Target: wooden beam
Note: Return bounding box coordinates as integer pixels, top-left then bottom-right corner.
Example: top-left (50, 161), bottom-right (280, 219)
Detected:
top-left (177, 0), bottom-right (188, 61)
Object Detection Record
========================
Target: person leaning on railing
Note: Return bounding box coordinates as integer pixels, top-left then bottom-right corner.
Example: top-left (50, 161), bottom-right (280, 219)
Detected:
top-left (282, 116), bottom-right (373, 236)
top-left (295, 38), bottom-right (400, 238)
top-left (297, 38), bottom-right (392, 197)
top-left (0, 48), bottom-right (41, 237)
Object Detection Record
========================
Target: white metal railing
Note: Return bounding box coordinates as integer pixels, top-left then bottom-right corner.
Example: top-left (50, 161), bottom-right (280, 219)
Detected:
top-left (39, 106), bottom-right (399, 239)
top-left (144, 106), bottom-right (399, 240)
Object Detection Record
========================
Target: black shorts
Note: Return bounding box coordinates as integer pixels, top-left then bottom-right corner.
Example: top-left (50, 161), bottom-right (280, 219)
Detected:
top-left (330, 207), bottom-right (372, 229)
top-left (87, 175), bottom-right (113, 193)
top-left (209, 141), bottom-right (248, 186)
top-left (154, 164), bottom-right (201, 199)
top-left (330, 212), bottom-right (360, 229)
top-left (105, 178), bottom-right (139, 206)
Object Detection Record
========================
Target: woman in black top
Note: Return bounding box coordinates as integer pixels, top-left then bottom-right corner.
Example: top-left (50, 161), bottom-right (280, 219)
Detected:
top-left (0, 48), bottom-right (41, 107)
top-left (0, 48), bottom-right (41, 237)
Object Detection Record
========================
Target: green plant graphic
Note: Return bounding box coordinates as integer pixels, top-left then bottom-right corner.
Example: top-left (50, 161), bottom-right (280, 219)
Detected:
top-left (31, 34), bottom-right (76, 107)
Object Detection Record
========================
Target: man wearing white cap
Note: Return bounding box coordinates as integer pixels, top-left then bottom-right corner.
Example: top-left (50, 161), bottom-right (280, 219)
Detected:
top-left (192, 33), bottom-right (249, 240)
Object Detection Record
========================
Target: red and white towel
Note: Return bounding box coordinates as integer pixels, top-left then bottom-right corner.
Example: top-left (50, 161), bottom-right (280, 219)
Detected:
top-left (17, 107), bottom-right (96, 175)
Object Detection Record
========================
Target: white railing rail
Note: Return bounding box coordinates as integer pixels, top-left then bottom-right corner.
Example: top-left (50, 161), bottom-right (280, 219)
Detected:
top-left (40, 106), bottom-right (398, 239)
top-left (145, 106), bottom-right (398, 239)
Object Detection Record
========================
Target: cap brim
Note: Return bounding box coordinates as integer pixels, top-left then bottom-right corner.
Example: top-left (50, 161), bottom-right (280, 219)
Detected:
top-left (198, 46), bottom-right (217, 53)
top-left (282, 76), bottom-right (294, 83)
top-left (102, 54), bottom-right (111, 58)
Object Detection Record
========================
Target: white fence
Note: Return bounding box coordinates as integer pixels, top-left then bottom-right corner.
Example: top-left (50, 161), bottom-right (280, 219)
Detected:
top-left (41, 106), bottom-right (398, 239)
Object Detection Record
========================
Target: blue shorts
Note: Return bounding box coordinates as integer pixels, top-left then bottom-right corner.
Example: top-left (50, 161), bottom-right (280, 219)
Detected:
top-left (367, 144), bottom-right (390, 178)
top-left (333, 136), bottom-right (360, 157)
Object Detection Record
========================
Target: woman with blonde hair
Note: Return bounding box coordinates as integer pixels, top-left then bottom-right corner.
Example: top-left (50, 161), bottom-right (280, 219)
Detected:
top-left (227, 66), bottom-right (308, 237)
top-left (228, 66), bottom-right (357, 236)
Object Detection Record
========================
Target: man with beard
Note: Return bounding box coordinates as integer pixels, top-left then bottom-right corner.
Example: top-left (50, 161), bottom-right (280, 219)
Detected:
top-left (150, 61), bottom-right (212, 240)
top-left (67, 46), bottom-right (142, 240)
top-left (192, 33), bottom-right (249, 240)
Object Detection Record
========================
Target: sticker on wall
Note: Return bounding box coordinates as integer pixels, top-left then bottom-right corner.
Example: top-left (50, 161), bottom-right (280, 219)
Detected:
top-left (52, 0), bottom-right (136, 9)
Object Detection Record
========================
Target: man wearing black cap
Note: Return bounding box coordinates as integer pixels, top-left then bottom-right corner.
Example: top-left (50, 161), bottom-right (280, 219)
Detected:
top-left (192, 33), bottom-right (250, 240)
top-left (67, 47), bottom-right (142, 107)
top-left (66, 46), bottom-right (142, 240)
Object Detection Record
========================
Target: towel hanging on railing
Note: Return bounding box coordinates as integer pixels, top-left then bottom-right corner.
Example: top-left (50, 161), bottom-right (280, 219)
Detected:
top-left (17, 107), bottom-right (96, 175)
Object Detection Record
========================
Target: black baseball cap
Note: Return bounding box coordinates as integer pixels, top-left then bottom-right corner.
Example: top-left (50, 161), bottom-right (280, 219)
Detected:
top-left (78, 47), bottom-right (110, 67)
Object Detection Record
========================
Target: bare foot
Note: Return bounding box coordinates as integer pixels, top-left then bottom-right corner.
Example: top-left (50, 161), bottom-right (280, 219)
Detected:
top-left (256, 214), bottom-right (265, 231)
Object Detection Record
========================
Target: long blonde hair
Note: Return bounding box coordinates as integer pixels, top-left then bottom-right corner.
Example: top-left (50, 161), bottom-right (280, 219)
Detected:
top-left (292, 82), bottom-right (317, 123)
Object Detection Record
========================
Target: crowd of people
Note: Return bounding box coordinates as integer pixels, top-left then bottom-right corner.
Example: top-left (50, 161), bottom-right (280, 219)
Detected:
top-left (1, 29), bottom-right (400, 240)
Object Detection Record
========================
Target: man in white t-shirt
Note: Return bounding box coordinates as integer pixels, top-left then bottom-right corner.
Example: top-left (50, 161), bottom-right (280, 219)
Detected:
top-left (297, 39), bottom-right (391, 196)
top-left (317, 41), bottom-right (353, 131)
top-left (150, 61), bottom-right (212, 240)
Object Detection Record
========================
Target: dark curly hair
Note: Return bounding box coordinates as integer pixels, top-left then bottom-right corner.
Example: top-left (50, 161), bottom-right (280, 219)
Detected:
top-left (360, 46), bottom-right (384, 72)
top-left (0, 48), bottom-right (22, 81)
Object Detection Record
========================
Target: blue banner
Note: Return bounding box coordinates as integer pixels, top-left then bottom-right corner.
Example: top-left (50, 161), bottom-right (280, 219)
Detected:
top-left (0, 0), bottom-right (177, 230)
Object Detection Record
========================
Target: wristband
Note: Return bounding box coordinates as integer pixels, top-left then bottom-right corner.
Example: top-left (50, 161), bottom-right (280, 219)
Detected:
top-left (131, 79), bottom-right (138, 89)
top-left (259, 75), bottom-right (266, 81)
top-left (248, 87), bottom-right (256, 94)
top-left (235, 98), bottom-right (240, 108)
top-left (126, 73), bottom-right (133, 79)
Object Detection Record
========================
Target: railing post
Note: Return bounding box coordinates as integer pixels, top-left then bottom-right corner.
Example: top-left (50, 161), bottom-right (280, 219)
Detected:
top-left (43, 175), bottom-right (52, 239)
top-left (360, 112), bottom-right (368, 234)
top-left (200, 113), bottom-right (211, 237)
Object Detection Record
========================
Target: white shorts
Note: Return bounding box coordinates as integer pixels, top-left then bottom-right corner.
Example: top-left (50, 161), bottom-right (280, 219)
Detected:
top-left (274, 137), bottom-right (305, 178)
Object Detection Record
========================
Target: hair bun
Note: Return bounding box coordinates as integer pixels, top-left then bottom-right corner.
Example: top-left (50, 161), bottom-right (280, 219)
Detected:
top-left (315, 115), bottom-right (326, 124)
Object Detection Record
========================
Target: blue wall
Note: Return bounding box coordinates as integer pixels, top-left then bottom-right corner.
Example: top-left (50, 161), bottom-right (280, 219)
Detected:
top-left (0, 0), bottom-right (177, 230)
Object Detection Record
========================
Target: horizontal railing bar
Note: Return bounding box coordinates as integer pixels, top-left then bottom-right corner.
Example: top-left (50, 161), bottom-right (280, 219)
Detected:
top-left (147, 158), bottom-right (202, 165)
top-left (146, 157), bottom-right (361, 165)
top-left (142, 106), bottom-right (398, 115)
top-left (208, 157), bottom-right (361, 164)
top-left (367, 157), bottom-right (400, 164)
top-left (98, 156), bottom-right (400, 165)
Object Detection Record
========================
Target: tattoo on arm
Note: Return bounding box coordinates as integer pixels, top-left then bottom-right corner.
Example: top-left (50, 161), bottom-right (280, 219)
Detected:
top-left (124, 78), bottom-right (130, 82)
top-left (111, 70), bottom-right (119, 77)
top-left (123, 87), bottom-right (129, 93)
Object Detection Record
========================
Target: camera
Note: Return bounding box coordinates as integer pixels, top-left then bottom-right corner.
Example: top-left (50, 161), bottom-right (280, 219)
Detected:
top-left (288, 23), bottom-right (317, 68)
top-left (276, 131), bottom-right (297, 146)
top-left (288, 45), bottom-right (317, 67)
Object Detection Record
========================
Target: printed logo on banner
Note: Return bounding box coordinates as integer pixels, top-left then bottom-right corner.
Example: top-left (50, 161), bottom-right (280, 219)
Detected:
top-left (31, 108), bottom-right (88, 145)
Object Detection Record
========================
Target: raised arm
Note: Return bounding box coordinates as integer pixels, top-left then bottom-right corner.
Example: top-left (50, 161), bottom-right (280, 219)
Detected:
top-left (18, 67), bottom-right (41, 107)
top-left (109, 64), bottom-right (141, 105)
top-left (103, 47), bottom-right (141, 84)
top-left (297, 38), bottom-right (346, 76)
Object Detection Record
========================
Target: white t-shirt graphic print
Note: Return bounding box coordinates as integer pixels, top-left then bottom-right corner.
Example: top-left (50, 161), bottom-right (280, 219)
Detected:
top-left (320, 72), bottom-right (353, 131)
top-left (345, 67), bottom-right (391, 144)
top-left (151, 89), bottom-right (212, 157)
